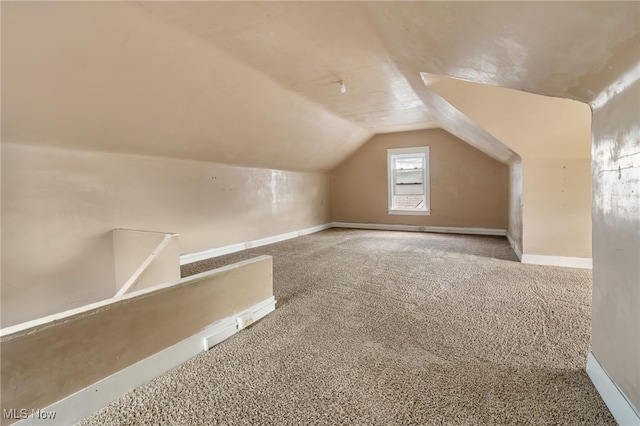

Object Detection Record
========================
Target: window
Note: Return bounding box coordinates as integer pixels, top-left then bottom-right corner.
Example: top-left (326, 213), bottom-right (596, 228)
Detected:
top-left (387, 146), bottom-right (430, 215)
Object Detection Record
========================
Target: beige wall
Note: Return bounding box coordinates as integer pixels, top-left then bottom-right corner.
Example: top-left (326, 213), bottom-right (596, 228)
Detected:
top-left (1, 143), bottom-right (330, 327)
top-left (591, 76), bottom-right (640, 412)
top-left (331, 129), bottom-right (508, 229)
top-left (430, 79), bottom-right (592, 258)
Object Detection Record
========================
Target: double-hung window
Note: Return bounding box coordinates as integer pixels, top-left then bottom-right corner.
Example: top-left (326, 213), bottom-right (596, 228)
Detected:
top-left (387, 146), bottom-right (431, 215)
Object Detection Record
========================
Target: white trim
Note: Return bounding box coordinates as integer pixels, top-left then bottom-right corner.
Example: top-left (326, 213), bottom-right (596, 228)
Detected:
top-left (115, 234), bottom-right (177, 297)
top-left (506, 232), bottom-right (523, 261)
top-left (387, 146), bottom-right (431, 215)
top-left (1, 256), bottom-right (271, 338)
top-left (180, 223), bottom-right (332, 265)
top-left (521, 254), bottom-right (592, 269)
top-left (586, 352), bottom-right (640, 425)
top-left (179, 223), bottom-right (593, 271)
top-left (331, 222), bottom-right (506, 236)
top-left (388, 209), bottom-right (432, 216)
top-left (14, 297), bottom-right (277, 426)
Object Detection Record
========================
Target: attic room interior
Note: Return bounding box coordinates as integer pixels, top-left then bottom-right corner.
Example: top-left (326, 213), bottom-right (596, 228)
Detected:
top-left (1, 1), bottom-right (639, 425)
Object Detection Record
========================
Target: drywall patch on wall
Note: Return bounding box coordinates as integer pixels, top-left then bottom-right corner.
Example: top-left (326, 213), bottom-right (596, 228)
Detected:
top-left (590, 75), bottom-right (640, 413)
top-left (331, 129), bottom-right (508, 230)
top-left (1, 143), bottom-right (331, 327)
top-left (506, 233), bottom-right (522, 261)
top-left (507, 157), bottom-right (523, 259)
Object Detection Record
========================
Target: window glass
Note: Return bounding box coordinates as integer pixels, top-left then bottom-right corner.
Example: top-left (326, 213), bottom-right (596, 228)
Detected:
top-left (387, 147), bottom-right (430, 215)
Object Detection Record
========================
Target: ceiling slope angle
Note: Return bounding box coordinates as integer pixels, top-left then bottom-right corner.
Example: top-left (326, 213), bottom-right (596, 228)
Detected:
top-left (6, 2), bottom-right (635, 172)
top-left (417, 84), bottom-right (518, 165)
top-left (136, 1), bottom-right (440, 136)
top-left (1, 1), bottom-right (372, 172)
top-left (425, 75), bottom-right (593, 162)
top-left (350, 1), bottom-right (638, 164)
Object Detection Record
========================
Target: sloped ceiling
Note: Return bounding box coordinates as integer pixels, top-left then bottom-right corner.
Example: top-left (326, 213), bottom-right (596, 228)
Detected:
top-left (365, 1), bottom-right (639, 102)
top-left (2, 1), bottom-right (639, 171)
top-left (136, 1), bottom-right (439, 135)
top-left (427, 77), bottom-right (592, 160)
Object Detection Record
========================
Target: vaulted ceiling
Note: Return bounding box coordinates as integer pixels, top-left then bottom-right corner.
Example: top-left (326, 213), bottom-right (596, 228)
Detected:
top-left (2, 1), bottom-right (639, 171)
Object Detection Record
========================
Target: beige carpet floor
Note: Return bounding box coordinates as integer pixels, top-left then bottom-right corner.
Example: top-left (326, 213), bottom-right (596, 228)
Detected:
top-left (77, 229), bottom-right (614, 425)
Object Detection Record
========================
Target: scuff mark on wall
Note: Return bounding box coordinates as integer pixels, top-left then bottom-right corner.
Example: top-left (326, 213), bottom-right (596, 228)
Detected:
top-left (591, 75), bottom-right (640, 413)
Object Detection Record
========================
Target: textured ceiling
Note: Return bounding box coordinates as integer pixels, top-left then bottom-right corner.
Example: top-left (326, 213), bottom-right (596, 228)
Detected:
top-left (142, 1), bottom-right (639, 108)
top-left (367, 1), bottom-right (639, 102)
top-left (137, 1), bottom-right (439, 135)
top-left (2, 1), bottom-right (638, 171)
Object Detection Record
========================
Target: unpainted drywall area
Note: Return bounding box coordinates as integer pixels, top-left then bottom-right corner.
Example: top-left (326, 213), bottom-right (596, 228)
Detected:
top-left (1, 143), bottom-right (330, 327)
top-left (1, 255), bottom-right (273, 424)
top-left (590, 75), bottom-right (640, 413)
top-left (507, 157), bottom-right (523, 257)
top-left (429, 79), bottom-right (592, 258)
top-left (331, 129), bottom-right (508, 229)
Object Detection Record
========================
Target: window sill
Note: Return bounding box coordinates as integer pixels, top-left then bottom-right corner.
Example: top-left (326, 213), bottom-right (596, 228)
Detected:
top-left (388, 209), bottom-right (431, 216)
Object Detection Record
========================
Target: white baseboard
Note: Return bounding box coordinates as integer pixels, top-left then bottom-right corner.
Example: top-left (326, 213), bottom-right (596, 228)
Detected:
top-left (506, 232), bottom-right (523, 261)
top-left (15, 297), bottom-right (276, 426)
top-left (180, 223), bottom-right (332, 265)
top-left (586, 352), bottom-right (640, 425)
top-left (180, 223), bottom-right (592, 270)
top-left (521, 253), bottom-right (592, 269)
top-left (331, 222), bottom-right (507, 236)
top-left (181, 222), bottom-right (506, 266)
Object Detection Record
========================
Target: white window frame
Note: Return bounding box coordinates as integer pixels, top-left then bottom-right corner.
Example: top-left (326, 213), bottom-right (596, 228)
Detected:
top-left (387, 146), bottom-right (431, 215)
